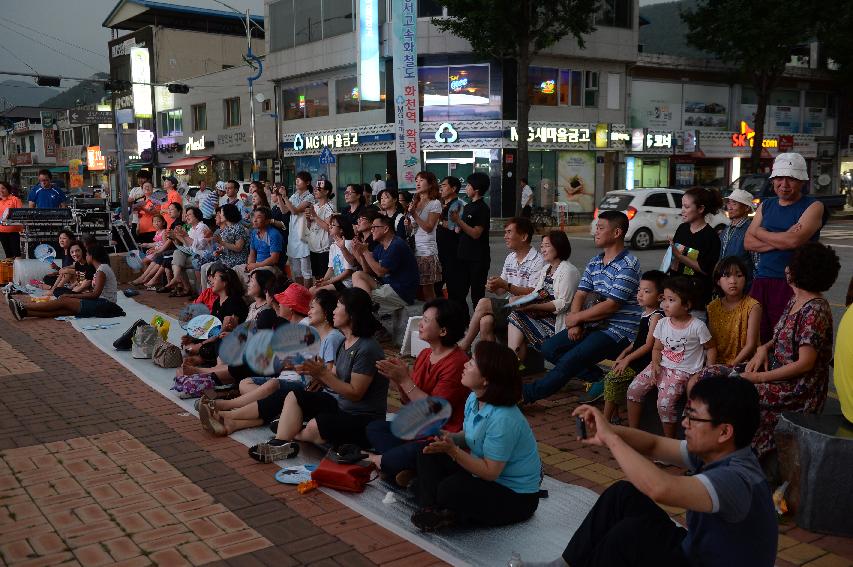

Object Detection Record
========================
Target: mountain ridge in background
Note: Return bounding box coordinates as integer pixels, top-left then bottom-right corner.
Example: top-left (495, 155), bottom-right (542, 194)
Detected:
top-left (40, 73), bottom-right (110, 109)
top-left (0, 80), bottom-right (60, 110)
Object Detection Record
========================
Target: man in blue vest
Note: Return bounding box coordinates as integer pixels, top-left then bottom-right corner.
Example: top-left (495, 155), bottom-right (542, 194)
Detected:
top-left (27, 169), bottom-right (67, 209)
top-left (745, 152), bottom-right (824, 341)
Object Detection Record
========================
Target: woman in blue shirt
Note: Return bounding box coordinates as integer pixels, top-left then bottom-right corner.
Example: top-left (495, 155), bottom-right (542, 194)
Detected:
top-left (412, 341), bottom-right (541, 531)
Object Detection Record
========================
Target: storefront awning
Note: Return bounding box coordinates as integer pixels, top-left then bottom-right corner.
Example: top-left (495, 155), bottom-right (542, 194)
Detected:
top-left (48, 166), bottom-right (69, 173)
top-left (162, 155), bottom-right (210, 169)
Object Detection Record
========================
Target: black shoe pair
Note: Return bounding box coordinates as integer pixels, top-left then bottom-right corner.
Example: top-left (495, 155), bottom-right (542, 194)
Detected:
top-left (410, 507), bottom-right (456, 532)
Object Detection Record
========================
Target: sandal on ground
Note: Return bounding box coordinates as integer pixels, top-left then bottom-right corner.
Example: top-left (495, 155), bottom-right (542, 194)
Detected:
top-left (145, 285), bottom-right (158, 291)
top-left (248, 439), bottom-right (299, 463)
top-left (411, 508), bottom-right (456, 532)
top-left (198, 402), bottom-right (226, 436)
top-left (170, 290), bottom-right (193, 298)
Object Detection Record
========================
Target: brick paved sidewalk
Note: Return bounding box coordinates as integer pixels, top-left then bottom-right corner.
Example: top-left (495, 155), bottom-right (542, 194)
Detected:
top-left (1, 290), bottom-right (852, 566)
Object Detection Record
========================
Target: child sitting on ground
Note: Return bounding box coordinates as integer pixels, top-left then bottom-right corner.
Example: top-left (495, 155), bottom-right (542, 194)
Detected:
top-left (627, 276), bottom-right (716, 438)
top-left (706, 256), bottom-right (762, 366)
top-left (602, 270), bottom-right (665, 424)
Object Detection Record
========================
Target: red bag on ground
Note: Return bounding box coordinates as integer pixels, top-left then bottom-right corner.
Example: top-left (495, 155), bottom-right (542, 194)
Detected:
top-left (310, 458), bottom-right (377, 493)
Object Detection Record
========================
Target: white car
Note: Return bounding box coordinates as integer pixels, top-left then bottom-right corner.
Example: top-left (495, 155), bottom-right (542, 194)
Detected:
top-left (589, 188), bottom-right (730, 250)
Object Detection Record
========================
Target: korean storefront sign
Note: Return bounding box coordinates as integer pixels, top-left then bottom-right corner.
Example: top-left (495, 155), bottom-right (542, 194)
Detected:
top-left (357, 0), bottom-right (381, 102)
top-left (292, 132), bottom-right (360, 152)
top-left (40, 111), bottom-right (57, 158)
top-left (87, 146), bottom-right (106, 171)
top-left (510, 126), bottom-right (591, 144)
top-left (730, 121), bottom-right (778, 149)
top-left (391, 0), bottom-right (420, 188)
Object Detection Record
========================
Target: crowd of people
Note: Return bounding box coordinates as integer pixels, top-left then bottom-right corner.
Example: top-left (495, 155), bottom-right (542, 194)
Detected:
top-left (4, 152), bottom-right (850, 564)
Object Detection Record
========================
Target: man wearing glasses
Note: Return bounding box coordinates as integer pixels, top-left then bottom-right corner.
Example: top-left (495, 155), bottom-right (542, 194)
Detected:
top-left (351, 214), bottom-right (418, 316)
top-left (525, 375), bottom-right (776, 567)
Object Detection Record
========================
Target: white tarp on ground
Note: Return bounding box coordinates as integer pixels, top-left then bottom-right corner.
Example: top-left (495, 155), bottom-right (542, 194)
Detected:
top-left (67, 293), bottom-right (598, 566)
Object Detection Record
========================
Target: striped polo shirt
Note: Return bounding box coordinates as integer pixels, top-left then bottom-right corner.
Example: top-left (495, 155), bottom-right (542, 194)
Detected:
top-left (578, 249), bottom-right (642, 343)
top-left (500, 247), bottom-right (546, 292)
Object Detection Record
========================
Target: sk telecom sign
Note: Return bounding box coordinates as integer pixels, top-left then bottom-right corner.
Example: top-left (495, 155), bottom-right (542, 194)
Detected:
top-left (731, 121), bottom-right (778, 149)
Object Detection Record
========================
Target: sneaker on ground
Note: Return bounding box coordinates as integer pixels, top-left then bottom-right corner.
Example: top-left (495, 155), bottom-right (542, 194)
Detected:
top-left (248, 439), bottom-right (299, 463)
top-left (578, 380), bottom-right (604, 403)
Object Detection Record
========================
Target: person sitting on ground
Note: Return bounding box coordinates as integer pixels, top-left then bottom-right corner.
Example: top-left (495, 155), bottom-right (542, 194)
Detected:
top-left (245, 268), bottom-right (275, 322)
top-left (411, 341), bottom-right (541, 532)
top-left (706, 256), bottom-right (761, 367)
top-left (234, 207), bottom-right (283, 289)
top-left (523, 375), bottom-right (777, 567)
top-left (366, 298), bottom-right (469, 487)
top-left (408, 172), bottom-right (443, 301)
top-left (162, 206), bottom-right (213, 297)
top-left (198, 289), bottom-right (344, 436)
top-left (458, 217), bottom-right (545, 352)
top-left (40, 229), bottom-right (75, 288)
top-left (131, 215), bottom-right (172, 287)
top-left (522, 211), bottom-right (642, 404)
top-left (602, 270), bottom-right (665, 425)
top-left (191, 267), bottom-right (218, 313)
top-left (10, 245), bottom-right (123, 320)
top-left (311, 214), bottom-right (355, 295)
top-left (52, 242), bottom-right (95, 298)
top-left (181, 265), bottom-right (248, 364)
top-left (351, 214), bottom-right (419, 316)
top-left (745, 152), bottom-right (826, 341)
top-left (719, 189), bottom-right (758, 286)
top-left (627, 277), bottom-right (717, 438)
top-left (738, 241), bottom-right (839, 461)
top-left (507, 230), bottom-right (579, 366)
top-left (249, 287), bottom-right (387, 461)
top-left (200, 203), bottom-right (249, 285)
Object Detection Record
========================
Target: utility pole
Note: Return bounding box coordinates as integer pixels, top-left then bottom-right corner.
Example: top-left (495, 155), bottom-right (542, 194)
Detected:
top-left (114, 109), bottom-right (130, 224)
top-left (246, 9), bottom-right (259, 180)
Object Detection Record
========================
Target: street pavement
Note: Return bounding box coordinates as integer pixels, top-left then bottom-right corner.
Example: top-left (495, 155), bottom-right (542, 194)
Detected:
top-left (0, 221), bottom-right (851, 566)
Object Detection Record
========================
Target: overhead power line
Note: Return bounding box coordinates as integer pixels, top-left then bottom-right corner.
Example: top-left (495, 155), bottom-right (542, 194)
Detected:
top-left (2, 15), bottom-right (107, 58)
top-left (0, 20), bottom-right (105, 74)
top-left (0, 39), bottom-right (39, 75)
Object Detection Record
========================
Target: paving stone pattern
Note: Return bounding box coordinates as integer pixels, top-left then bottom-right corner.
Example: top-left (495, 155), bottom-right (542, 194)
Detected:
top-left (0, 291), bottom-right (851, 566)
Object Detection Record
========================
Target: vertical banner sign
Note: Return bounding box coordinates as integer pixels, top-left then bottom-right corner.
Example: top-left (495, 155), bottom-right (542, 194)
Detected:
top-left (392, 0), bottom-right (420, 189)
top-left (40, 111), bottom-right (57, 157)
top-left (130, 47), bottom-right (152, 118)
top-left (358, 0), bottom-right (380, 102)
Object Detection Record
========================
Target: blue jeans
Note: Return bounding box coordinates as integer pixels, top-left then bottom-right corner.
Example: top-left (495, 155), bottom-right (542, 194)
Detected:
top-left (366, 419), bottom-right (427, 483)
top-left (523, 329), bottom-right (629, 403)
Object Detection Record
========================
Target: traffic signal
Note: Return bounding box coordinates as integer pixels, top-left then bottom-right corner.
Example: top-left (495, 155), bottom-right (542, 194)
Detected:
top-left (36, 76), bottom-right (61, 87)
top-left (104, 80), bottom-right (132, 92)
top-left (167, 84), bottom-right (190, 94)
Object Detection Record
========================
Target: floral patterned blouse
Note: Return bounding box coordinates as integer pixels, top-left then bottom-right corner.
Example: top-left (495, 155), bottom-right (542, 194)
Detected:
top-left (753, 297), bottom-right (833, 457)
top-left (217, 222), bottom-right (249, 268)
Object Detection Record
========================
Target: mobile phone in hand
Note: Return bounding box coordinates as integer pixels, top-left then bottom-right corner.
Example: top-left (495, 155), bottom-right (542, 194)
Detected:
top-left (575, 416), bottom-right (587, 440)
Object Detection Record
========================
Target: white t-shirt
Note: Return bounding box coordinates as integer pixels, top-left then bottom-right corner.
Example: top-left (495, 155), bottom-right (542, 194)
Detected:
top-left (653, 316), bottom-right (712, 374)
top-left (328, 239), bottom-right (354, 287)
top-left (413, 199), bottom-right (442, 256)
top-left (371, 179), bottom-right (386, 196)
top-left (521, 184), bottom-right (533, 208)
top-left (128, 186), bottom-right (144, 224)
top-left (287, 190), bottom-right (315, 258)
top-left (307, 201), bottom-right (334, 253)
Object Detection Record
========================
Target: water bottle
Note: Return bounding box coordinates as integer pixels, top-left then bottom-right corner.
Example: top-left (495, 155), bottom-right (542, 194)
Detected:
top-left (508, 552), bottom-right (524, 567)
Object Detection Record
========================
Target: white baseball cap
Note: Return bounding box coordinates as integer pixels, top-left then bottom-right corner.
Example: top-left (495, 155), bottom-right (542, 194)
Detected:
top-left (725, 189), bottom-right (756, 209)
top-left (770, 152), bottom-right (809, 181)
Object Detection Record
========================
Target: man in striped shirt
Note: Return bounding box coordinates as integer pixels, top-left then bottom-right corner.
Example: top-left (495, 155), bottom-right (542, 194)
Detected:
top-left (522, 210), bottom-right (642, 404)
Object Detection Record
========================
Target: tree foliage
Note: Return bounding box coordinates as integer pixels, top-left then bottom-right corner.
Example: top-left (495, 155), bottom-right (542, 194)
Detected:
top-left (434, 0), bottom-right (596, 214)
top-left (682, 0), bottom-right (815, 168)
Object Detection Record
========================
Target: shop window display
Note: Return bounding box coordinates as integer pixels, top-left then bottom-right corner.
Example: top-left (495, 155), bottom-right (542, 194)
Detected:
top-left (528, 67), bottom-right (559, 107)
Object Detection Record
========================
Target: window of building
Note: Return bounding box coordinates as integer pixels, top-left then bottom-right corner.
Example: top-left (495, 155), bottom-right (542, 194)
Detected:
top-left (323, 0), bottom-right (354, 38)
top-left (584, 71), bottom-right (599, 107)
top-left (29, 135), bottom-right (35, 152)
top-left (270, 0), bottom-right (294, 51)
top-left (420, 66), bottom-right (449, 107)
top-left (60, 129), bottom-right (73, 147)
top-left (158, 109), bottom-right (183, 136)
top-left (448, 65), bottom-right (489, 105)
top-left (262, 99), bottom-right (272, 112)
top-left (558, 69), bottom-right (582, 106)
top-left (336, 72), bottom-right (386, 114)
top-left (304, 82), bottom-right (329, 117)
top-left (81, 127), bottom-right (90, 147)
top-left (224, 98), bottom-right (240, 127)
top-left (192, 104), bottom-right (207, 131)
top-left (529, 67), bottom-right (559, 106)
top-left (294, 2), bottom-right (322, 45)
top-left (282, 83), bottom-right (330, 119)
top-left (419, 0), bottom-right (444, 17)
top-left (595, 0), bottom-right (632, 28)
